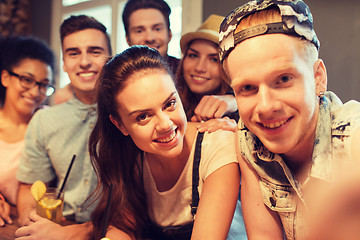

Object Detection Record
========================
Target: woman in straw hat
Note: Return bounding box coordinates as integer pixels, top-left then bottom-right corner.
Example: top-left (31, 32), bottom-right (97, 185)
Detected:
top-left (176, 15), bottom-right (247, 239)
top-left (176, 14), bottom-right (238, 133)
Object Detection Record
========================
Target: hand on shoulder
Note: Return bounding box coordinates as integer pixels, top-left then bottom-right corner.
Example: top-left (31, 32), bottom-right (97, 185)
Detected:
top-left (191, 95), bottom-right (237, 122)
top-left (196, 117), bottom-right (237, 133)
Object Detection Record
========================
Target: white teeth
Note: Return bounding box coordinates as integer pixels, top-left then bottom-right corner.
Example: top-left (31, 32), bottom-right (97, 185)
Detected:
top-left (79, 72), bottom-right (95, 77)
top-left (157, 130), bottom-right (176, 143)
top-left (263, 120), bottom-right (287, 129)
top-left (193, 76), bottom-right (207, 82)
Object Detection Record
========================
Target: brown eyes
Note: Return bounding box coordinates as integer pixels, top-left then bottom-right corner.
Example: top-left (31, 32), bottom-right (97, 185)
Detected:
top-left (135, 99), bottom-right (177, 123)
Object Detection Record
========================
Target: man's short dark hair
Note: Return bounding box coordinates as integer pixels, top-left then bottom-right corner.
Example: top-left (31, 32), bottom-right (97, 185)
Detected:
top-left (122, 0), bottom-right (171, 36)
top-left (60, 15), bottom-right (112, 55)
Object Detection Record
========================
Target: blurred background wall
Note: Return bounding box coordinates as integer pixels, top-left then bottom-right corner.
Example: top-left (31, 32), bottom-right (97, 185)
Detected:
top-left (1, 0), bottom-right (359, 102)
top-left (203, 0), bottom-right (360, 103)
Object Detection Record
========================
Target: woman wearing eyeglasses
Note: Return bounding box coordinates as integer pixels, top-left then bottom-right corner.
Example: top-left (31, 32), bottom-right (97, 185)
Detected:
top-left (0, 36), bottom-right (55, 226)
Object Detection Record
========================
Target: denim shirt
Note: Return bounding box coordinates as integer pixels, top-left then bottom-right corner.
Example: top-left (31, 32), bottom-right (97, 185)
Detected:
top-left (237, 92), bottom-right (360, 240)
top-left (17, 97), bottom-right (98, 223)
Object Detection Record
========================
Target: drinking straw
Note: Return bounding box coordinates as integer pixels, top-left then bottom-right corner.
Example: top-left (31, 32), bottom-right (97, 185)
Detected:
top-left (57, 154), bottom-right (76, 198)
top-left (101, 183), bottom-right (114, 238)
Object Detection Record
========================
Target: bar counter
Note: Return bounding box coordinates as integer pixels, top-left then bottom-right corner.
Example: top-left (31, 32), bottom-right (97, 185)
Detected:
top-left (0, 205), bottom-right (19, 240)
top-left (0, 206), bottom-right (76, 240)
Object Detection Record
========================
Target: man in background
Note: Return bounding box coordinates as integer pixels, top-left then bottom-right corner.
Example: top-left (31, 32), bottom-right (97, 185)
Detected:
top-left (54, 0), bottom-right (178, 105)
top-left (122, 0), bottom-right (179, 75)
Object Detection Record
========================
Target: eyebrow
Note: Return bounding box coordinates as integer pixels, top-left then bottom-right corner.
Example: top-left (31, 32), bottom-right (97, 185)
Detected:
top-left (22, 72), bottom-right (35, 78)
top-left (151, 23), bottom-right (165, 28)
top-left (131, 23), bottom-right (165, 30)
top-left (188, 47), bottom-right (199, 54)
top-left (88, 46), bottom-right (105, 52)
top-left (231, 65), bottom-right (298, 86)
top-left (188, 47), bottom-right (219, 57)
top-left (20, 72), bottom-right (50, 83)
top-left (64, 46), bottom-right (105, 53)
top-left (128, 91), bottom-right (176, 117)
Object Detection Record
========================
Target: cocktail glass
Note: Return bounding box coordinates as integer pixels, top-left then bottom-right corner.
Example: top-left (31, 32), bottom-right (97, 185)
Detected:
top-left (36, 187), bottom-right (64, 224)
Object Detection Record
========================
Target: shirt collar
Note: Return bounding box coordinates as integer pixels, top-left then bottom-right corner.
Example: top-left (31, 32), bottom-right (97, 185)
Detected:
top-left (239, 92), bottom-right (343, 190)
top-left (310, 92), bottom-right (343, 181)
top-left (68, 96), bottom-right (97, 122)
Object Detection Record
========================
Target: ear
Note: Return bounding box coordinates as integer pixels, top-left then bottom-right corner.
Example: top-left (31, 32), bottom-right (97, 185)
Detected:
top-left (1, 70), bottom-right (10, 88)
top-left (126, 35), bottom-right (131, 47)
top-left (62, 56), bottom-right (67, 73)
top-left (109, 115), bottom-right (129, 136)
top-left (313, 59), bottom-right (327, 95)
top-left (168, 29), bottom-right (173, 43)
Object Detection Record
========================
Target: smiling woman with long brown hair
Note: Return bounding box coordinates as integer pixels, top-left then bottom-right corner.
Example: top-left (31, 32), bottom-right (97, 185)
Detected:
top-left (89, 45), bottom-right (241, 240)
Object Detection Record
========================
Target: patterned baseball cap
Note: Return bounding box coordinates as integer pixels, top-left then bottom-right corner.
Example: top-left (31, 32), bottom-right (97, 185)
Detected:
top-left (219, 0), bottom-right (320, 63)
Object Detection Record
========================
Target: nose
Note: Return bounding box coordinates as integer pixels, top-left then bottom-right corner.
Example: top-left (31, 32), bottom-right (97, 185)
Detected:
top-left (155, 111), bottom-right (173, 132)
top-left (144, 30), bottom-right (156, 43)
top-left (27, 84), bottom-right (42, 99)
top-left (194, 57), bottom-right (207, 73)
top-left (254, 87), bottom-right (281, 116)
top-left (80, 53), bottom-right (91, 69)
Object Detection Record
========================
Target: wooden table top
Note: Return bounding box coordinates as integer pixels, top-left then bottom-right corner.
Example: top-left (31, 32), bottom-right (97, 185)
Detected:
top-left (0, 206), bottom-right (76, 240)
top-left (0, 206), bottom-right (19, 240)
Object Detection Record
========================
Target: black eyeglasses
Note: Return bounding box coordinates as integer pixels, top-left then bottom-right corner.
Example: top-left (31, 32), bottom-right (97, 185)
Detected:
top-left (7, 70), bottom-right (55, 96)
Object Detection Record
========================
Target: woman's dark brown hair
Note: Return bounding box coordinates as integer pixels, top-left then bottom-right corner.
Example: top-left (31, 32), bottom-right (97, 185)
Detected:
top-left (89, 45), bottom-right (172, 239)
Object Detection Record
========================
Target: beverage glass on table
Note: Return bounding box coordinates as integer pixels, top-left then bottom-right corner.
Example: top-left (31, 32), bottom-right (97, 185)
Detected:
top-left (36, 188), bottom-right (64, 224)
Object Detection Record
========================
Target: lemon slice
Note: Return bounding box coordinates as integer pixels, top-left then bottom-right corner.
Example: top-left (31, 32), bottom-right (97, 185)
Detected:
top-left (100, 238), bottom-right (111, 240)
top-left (38, 198), bottom-right (62, 220)
top-left (39, 198), bottom-right (62, 209)
top-left (30, 180), bottom-right (46, 201)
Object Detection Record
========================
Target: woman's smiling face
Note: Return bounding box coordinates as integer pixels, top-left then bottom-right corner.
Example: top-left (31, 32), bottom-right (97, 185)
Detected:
top-left (183, 39), bottom-right (223, 95)
top-left (2, 58), bottom-right (52, 115)
top-left (112, 70), bottom-right (187, 159)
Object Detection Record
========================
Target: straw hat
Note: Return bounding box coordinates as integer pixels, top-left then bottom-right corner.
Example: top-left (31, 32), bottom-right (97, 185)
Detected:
top-left (180, 14), bottom-right (224, 54)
